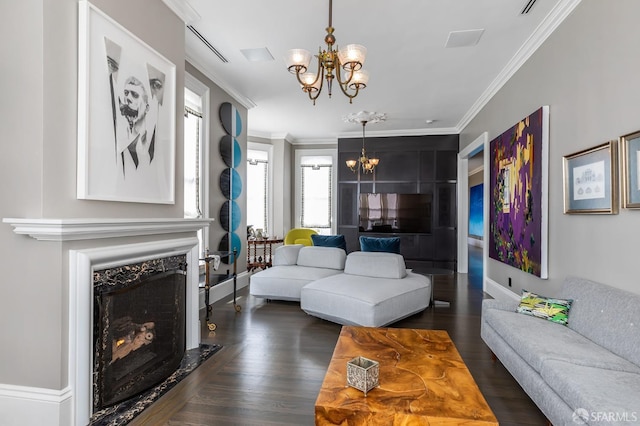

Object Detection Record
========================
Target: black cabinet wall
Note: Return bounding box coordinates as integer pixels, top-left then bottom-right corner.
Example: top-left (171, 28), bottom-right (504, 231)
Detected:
top-left (337, 134), bottom-right (459, 269)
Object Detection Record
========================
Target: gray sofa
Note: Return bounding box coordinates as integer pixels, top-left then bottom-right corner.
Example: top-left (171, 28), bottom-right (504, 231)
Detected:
top-left (481, 276), bottom-right (640, 426)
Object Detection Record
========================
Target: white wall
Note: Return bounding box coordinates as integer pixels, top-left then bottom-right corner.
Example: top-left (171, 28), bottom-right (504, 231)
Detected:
top-left (460, 0), bottom-right (640, 296)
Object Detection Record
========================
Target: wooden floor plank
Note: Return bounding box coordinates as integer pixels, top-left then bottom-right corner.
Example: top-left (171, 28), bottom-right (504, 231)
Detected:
top-left (130, 246), bottom-right (547, 426)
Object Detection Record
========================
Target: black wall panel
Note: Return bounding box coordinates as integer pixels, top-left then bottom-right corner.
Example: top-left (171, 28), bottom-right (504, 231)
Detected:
top-left (337, 134), bottom-right (459, 269)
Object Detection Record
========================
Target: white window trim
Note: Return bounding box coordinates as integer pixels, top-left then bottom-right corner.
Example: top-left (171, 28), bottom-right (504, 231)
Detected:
top-left (294, 148), bottom-right (337, 234)
top-left (247, 141), bottom-right (274, 235)
top-left (185, 72), bottom-right (210, 255)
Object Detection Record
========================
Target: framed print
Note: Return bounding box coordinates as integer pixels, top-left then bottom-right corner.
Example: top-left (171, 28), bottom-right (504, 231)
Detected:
top-left (563, 141), bottom-right (618, 214)
top-left (620, 130), bottom-right (640, 208)
top-left (77, 1), bottom-right (176, 203)
top-left (489, 106), bottom-right (549, 279)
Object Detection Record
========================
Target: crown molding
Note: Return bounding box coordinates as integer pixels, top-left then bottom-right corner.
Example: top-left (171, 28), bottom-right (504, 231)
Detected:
top-left (337, 127), bottom-right (460, 140)
top-left (247, 130), bottom-right (292, 141)
top-left (457, 0), bottom-right (583, 131)
top-left (161, 0), bottom-right (200, 24)
top-left (469, 165), bottom-right (484, 176)
top-left (3, 218), bottom-right (213, 241)
top-left (289, 137), bottom-right (338, 146)
top-left (185, 55), bottom-right (257, 110)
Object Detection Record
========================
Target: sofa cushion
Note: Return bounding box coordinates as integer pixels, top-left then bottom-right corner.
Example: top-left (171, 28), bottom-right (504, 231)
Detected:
top-left (560, 276), bottom-right (640, 368)
top-left (300, 272), bottom-right (429, 327)
top-left (359, 236), bottom-right (401, 254)
top-left (272, 244), bottom-right (304, 266)
top-left (311, 234), bottom-right (347, 252)
top-left (344, 251), bottom-right (407, 279)
top-left (250, 265), bottom-right (342, 301)
top-left (541, 359), bottom-right (640, 421)
top-left (483, 307), bottom-right (640, 374)
top-left (296, 246), bottom-right (346, 270)
top-left (516, 290), bottom-right (573, 325)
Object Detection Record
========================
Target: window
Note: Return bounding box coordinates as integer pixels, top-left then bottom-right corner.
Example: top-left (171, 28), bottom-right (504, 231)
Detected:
top-left (246, 147), bottom-right (270, 234)
top-left (184, 75), bottom-right (210, 256)
top-left (184, 93), bottom-right (202, 219)
top-left (295, 149), bottom-right (337, 235)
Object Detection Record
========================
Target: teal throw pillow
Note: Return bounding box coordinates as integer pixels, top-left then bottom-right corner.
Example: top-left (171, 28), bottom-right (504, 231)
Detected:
top-left (311, 234), bottom-right (347, 252)
top-left (359, 236), bottom-right (401, 254)
top-left (516, 290), bottom-right (573, 325)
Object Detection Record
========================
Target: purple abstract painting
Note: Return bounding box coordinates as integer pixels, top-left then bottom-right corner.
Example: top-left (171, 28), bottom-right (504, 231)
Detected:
top-left (489, 107), bottom-right (548, 278)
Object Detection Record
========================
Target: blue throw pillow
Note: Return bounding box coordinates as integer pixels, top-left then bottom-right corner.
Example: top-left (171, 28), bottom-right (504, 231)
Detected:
top-left (359, 236), bottom-right (401, 254)
top-left (311, 234), bottom-right (347, 252)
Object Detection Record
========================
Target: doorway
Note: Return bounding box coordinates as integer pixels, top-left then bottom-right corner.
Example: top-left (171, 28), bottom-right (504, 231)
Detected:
top-left (457, 132), bottom-right (488, 291)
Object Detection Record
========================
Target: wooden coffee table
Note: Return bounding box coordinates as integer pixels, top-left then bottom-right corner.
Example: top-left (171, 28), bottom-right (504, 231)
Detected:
top-left (315, 326), bottom-right (498, 425)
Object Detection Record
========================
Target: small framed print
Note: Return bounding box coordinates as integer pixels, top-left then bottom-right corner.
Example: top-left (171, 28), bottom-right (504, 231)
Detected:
top-left (620, 130), bottom-right (640, 209)
top-left (563, 141), bottom-right (618, 214)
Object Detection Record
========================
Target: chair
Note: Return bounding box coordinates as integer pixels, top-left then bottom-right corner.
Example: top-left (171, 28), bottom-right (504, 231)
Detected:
top-left (284, 228), bottom-right (318, 246)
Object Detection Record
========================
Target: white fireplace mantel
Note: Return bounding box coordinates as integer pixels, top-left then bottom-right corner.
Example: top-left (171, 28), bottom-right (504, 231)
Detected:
top-left (3, 217), bottom-right (213, 241)
top-left (2, 217), bottom-right (214, 426)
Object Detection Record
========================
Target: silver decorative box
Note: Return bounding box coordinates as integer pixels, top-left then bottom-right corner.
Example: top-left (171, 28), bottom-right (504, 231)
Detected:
top-left (346, 356), bottom-right (379, 396)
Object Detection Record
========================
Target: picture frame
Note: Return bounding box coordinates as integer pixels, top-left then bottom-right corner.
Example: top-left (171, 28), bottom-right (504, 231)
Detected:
top-left (489, 106), bottom-right (549, 279)
top-left (77, 1), bottom-right (176, 204)
top-left (562, 141), bottom-right (618, 214)
top-left (620, 130), bottom-right (640, 209)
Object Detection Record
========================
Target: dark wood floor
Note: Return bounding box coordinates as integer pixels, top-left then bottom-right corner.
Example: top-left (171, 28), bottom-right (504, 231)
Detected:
top-left (131, 246), bottom-right (547, 426)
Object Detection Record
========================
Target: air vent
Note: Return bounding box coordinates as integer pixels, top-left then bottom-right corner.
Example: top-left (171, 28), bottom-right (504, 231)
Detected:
top-left (187, 25), bottom-right (228, 63)
top-left (521, 0), bottom-right (538, 14)
top-left (445, 29), bottom-right (485, 48)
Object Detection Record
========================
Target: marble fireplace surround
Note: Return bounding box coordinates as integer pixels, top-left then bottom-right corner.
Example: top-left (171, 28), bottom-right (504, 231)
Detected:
top-left (4, 218), bottom-right (212, 426)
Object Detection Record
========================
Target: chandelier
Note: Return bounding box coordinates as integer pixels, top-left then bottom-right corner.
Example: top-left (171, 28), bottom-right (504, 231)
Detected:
top-left (344, 111), bottom-right (386, 174)
top-left (285, 0), bottom-right (369, 105)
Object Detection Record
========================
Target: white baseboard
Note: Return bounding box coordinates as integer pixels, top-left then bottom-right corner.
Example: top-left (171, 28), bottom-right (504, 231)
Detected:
top-left (484, 277), bottom-right (519, 302)
top-left (0, 384), bottom-right (72, 426)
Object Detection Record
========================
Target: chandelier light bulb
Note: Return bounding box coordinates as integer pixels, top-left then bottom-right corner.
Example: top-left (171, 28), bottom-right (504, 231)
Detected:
top-left (349, 70), bottom-right (369, 89)
top-left (301, 72), bottom-right (318, 86)
top-left (286, 49), bottom-right (311, 72)
top-left (338, 44), bottom-right (366, 70)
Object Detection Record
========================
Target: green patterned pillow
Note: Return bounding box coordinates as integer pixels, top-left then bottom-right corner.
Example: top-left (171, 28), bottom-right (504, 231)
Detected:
top-left (516, 290), bottom-right (573, 325)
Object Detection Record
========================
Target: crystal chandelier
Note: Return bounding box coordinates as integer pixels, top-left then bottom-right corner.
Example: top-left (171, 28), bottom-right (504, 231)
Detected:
top-left (344, 111), bottom-right (386, 174)
top-left (285, 0), bottom-right (369, 105)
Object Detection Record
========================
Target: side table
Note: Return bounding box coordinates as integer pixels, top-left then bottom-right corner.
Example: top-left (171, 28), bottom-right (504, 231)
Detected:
top-left (247, 238), bottom-right (283, 271)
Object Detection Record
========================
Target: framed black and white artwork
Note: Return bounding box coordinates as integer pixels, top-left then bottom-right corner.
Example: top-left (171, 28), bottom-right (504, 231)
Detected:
top-left (77, 1), bottom-right (176, 204)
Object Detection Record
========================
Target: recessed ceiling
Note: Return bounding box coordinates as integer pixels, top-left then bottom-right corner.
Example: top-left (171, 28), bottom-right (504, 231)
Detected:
top-left (183, 0), bottom-right (579, 143)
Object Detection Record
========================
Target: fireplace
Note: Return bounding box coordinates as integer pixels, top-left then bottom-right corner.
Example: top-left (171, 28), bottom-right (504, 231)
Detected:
top-left (2, 218), bottom-right (212, 426)
top-left (92, 255), bottom-right (187, 411)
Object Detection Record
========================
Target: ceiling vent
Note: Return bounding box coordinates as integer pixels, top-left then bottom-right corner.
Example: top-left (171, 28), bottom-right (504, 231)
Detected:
top-left (187, 25), bottom-right (228, 63)
top-left (521, 0), bottom-right (538, 14)
top-left (445, 29), bottom-right (485, 48)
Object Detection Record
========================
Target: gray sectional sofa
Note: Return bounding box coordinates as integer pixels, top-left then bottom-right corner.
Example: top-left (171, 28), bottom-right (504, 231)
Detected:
top-left (249, 245), bottom-right (346, 301)
top-left (250, 245), bottom-right (431, 327)
top-left (481, 276), bottom-right (640, 426)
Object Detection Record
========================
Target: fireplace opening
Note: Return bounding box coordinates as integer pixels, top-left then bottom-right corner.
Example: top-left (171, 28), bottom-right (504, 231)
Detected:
top-left (92, 256), bottom-right (187, 411)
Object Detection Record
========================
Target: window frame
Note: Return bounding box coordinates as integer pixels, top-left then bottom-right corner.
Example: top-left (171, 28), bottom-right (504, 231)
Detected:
top-left (294, 148), bottom-right (337, 234)
top-left (184, 72), bottom-right (210, 256)
top-left (247, 142), bottom-right (274, 235)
